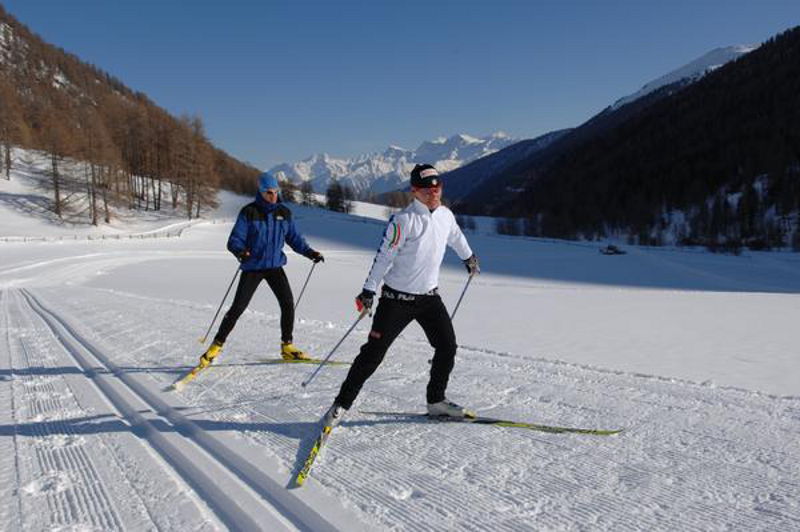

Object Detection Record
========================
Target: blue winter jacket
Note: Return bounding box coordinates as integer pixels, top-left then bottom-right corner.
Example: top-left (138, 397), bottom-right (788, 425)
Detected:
top-left (227, 194), bottom-right (313, 271)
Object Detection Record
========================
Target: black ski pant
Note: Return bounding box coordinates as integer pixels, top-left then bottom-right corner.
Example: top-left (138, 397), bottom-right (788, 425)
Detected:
top-left (214, 268), bottom-right (294, 344)
top-left (334, 291), bottom-right (457, 409)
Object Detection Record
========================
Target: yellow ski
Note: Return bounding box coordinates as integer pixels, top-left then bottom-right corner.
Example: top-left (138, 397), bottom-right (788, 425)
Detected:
top-left (294, 425), bottom-right (333, 487)
top-left (171, 360), bottom-right (212, 391)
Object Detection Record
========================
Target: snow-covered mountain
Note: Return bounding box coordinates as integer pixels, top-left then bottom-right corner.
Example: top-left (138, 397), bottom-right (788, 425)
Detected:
top-left (611, 44), bottom-right (758, 110)
top-left (451, 43), bottom-right (761, 210)
top-left (272, 44), bottom-right (757, 200)
top-left (269, 132), bottom-right (517, 197)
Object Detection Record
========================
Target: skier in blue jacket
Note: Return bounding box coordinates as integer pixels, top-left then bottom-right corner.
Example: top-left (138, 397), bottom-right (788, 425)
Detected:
top-left (197, 172), bottom-right (324, 367)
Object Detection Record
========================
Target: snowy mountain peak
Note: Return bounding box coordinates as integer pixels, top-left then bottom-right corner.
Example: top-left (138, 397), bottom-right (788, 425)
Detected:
top-left (455, 133), bottom-right (481, 144)
top-left (426, 133), bottom-right (482, 147)
top-left (270, 132), bottom-right (516, 196)
top-left (611, 44), bottom-right (758, 110)
top-left (383, 145), bottom-right (411, 156)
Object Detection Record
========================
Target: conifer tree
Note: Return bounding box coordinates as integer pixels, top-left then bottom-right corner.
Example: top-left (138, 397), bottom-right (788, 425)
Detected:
top-left (326, 180), bottom-right (346, 213)
top-left (299, 181), bottom-right (315, 206)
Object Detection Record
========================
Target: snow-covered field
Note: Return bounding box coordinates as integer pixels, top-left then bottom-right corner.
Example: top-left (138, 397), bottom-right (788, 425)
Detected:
top-left (2, 162), bottom-right (800, 530)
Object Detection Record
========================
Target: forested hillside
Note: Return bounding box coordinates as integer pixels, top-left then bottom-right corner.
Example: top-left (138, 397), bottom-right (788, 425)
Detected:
top-left (459, 27), bottom-right (800, 251)
top-left (0, 6), bottom-right (259, 223)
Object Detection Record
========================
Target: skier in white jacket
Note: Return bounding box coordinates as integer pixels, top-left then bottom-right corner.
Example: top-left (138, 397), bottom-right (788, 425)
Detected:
top-left (323, 164), bottom-right (480, 427)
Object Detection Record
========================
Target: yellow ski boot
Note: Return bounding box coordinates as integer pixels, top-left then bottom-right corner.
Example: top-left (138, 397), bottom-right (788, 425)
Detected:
top-left (199, 341), bottom-right (223, 368)
top-left (281, 342), bottom-right (311, 361)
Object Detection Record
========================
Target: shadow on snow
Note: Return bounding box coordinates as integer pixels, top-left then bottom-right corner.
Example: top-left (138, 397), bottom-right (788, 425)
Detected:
top-left (289, 206), bottom-right (800, 294)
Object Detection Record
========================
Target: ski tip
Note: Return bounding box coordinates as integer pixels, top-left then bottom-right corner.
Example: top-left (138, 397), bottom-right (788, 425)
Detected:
top-left (171, 381), bottom-right (185, 392)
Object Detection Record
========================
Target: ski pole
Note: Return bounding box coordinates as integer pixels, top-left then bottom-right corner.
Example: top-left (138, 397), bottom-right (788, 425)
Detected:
top-left (293, 262), bottom-right (317, 311)
top-left (301, 308), bottom-right (369, 388)
top-left (450, 273), bottom-right (475, 320)
top-left (199, 265), bottom-right (241, 344)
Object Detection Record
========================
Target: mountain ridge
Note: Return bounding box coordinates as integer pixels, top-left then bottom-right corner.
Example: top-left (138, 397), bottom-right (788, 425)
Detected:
top-left (271, 43), bottom-right (756, 203)
top-left (448, 42), bottom-right (761, 214)
top-left (269, 132), bottom-right (517, 197)
top-left (490, 27), bottom-right (800, 250)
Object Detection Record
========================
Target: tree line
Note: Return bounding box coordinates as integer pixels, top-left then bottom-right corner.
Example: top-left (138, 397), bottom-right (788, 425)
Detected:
top-left (0, 6), bottom-right (259, 224)
top-left (279, 177), bottom-right (357, 215)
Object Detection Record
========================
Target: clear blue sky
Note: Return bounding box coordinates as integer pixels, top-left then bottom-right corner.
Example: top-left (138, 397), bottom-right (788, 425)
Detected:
top-left (4, 0), bottom-right (799, 169)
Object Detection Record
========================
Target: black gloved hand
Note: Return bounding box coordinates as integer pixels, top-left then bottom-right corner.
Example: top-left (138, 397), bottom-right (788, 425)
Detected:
top-left (237, 249), bottom-right (251, 263)
top-left (463, 254), bottom-right (480, 275)
top-left (308, 250), bottom-right (325, 263)
top-left (355, 289), bottom-right (375, 313)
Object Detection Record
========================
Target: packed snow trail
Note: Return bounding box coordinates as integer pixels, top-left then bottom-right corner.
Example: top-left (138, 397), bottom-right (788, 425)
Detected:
top-left (6, 283), bottom-right (797, 531)
top-left (2, 200), bottom-right (800, 530)
top-left (1, 288), bottom-right (354, 531)
top-left (1, 289), bottom-right (221, 530)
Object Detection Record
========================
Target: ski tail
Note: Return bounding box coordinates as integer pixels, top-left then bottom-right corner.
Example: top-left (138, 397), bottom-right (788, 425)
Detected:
top-left (170, 357), bottom-right (350, 392)
top-left (263, 358), bottom-right (351, 366)
top-left (465, 417), bottom-right (622, 435)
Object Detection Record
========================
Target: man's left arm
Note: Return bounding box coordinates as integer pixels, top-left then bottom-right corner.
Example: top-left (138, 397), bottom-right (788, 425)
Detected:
top-left (283, 211), bottom-right (321, 261)
top-left (447, 211), bottom-right (479, 275)
top-left (447, 211), bottom-right (473, 260)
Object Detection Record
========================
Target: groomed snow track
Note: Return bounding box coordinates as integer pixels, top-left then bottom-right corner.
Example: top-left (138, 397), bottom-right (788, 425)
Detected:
top-left (17, 288), bottom-right (337, 532)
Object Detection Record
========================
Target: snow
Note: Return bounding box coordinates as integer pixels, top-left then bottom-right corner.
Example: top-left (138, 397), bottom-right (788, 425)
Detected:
top-left (612, 44), bottom-right (758, 110)
top-left (2, 152), bottom-right (800, 530)
top-left (0, 149), bottom-right (204, 239)
top-left (0, 22), bottom-right (12, 63)
top-left (52, 71), bottom-right (69, 89)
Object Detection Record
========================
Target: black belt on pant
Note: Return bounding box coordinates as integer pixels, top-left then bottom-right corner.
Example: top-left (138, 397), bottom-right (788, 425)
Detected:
top-left (382, 285), bottom-right (438, 301)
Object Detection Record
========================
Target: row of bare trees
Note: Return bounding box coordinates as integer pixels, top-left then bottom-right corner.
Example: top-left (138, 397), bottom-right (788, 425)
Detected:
top-left (0, 6), bottom-right (259, 223)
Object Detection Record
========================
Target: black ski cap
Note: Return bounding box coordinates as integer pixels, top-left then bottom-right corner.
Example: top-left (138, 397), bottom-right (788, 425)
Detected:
top-left (410, 164), bottom-right (442, 188)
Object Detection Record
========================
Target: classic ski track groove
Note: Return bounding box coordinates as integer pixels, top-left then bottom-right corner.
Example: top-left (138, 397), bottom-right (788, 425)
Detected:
top-left (6, 290), bottom-right (130, 530)
top-left (1, 291), bottom-right (25, 530)
top-left (17, 288), bottom-right (337, 532)
top-left (7, 290), bottom-right (199, 528)
top-left (19, 335), bottom-right (123, 529)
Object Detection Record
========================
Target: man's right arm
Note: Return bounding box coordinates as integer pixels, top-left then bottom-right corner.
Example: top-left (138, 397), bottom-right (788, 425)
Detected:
top-left (226, 209), bottom-right (249, 259)
top-left (362, 215), bottom-right (406, 293)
